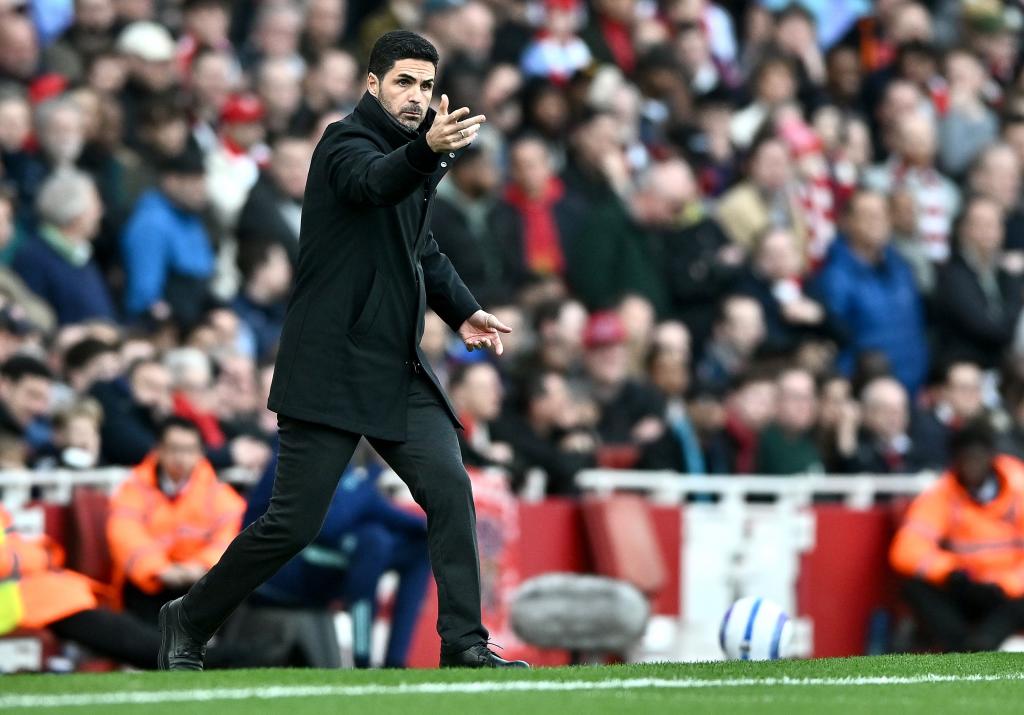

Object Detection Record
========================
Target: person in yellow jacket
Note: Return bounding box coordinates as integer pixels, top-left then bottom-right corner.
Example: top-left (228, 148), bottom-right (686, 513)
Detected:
top-left (890, 419), bottom-right (1024, 651)
top-left (0, 504), bottom-right (264, 669)
top-left (108, 416), bottom-right (246, 625)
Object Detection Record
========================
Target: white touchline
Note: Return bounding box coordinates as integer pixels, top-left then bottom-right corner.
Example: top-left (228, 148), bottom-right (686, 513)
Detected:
top-left (4, 673), bottom-right (1024, 709)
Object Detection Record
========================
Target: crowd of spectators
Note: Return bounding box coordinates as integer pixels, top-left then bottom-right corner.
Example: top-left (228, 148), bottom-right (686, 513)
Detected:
top-left (5, 0), bottom-right (1024, 498)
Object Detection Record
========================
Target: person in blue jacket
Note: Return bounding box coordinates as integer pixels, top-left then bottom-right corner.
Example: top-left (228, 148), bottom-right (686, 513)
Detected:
top-left (244, 448), bottom-right (431, 669)
top-left (120, 148), bottom-right (215, 328)
top-left (811, 188), bottom-right (929, 394)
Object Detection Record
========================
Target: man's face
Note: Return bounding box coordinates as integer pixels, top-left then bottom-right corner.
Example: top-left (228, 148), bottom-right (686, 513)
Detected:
top-left (1, 374), bottom-right (51, 428)
top-left (458, 364), bottom-right (504, 422)
top-left (192, 53), bottom-right (235, 110)
top-left (721, 300), bottom-right (765, 356)
top-left (955, 445), bottom-right (994, 493)
top-left (158, 425), bottom-right (204, 483)
top-left (131, 362), bottom-right (172, 416)
top-left (848, 193), bottom-right (892, 253)
top-left (368, 59), bottom-right (435, 131)
top-left (41, 105), bottom-right (85, 165)
top-left (77, 0), bottom-right (116, 31)
top-left (946, 364), bottom-right (983, 421)
top-left (270, 139), bottom-right (311, 200)
top-left (750, 140), bottom-right (790, 192)
top-left (584, 342), bottom-right (629, 388)
top-left (510, 140), bottom-right (552, 196)
top-left (162, 173), bottom-right (207, 212)
top-left (961, 200), bottom-right (1004, 259)
top-left (776, 371), bottom-right (817, 433)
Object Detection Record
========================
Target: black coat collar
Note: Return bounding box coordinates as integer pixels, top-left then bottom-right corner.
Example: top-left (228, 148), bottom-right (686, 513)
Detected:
top-left (352, 91), bottom-right (437, 150)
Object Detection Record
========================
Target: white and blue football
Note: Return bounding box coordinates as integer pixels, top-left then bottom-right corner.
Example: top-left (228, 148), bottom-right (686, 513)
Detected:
top-left (719, 596), bottom-right (793, 661)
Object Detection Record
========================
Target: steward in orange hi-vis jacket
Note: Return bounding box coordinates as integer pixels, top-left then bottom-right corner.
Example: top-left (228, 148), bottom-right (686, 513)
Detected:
top-left (890, 420), bottom-right (1024, 652)
top-left (108, 417), bottom-right (245, 624)
top-left (0, 505), bottom-right (97, 633)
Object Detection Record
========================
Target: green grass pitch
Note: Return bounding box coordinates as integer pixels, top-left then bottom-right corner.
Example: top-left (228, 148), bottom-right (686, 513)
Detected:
top-left (3, 653), bottom-right (1023, 714)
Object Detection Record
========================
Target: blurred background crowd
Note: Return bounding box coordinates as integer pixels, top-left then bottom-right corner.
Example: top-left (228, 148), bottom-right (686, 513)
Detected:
top-left (4, 0), bottom-right (1024, 494)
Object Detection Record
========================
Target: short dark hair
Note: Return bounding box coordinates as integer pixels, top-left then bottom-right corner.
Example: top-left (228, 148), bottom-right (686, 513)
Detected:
top-left (367, 31), bottom-right (439, 80)
top-left (64, 337), bottom-right (117, 376)
top-left (1, 354), bottom-right (53, 383)
top-left (158, 415), bottom-right (203, 442)
top-left (236, 240), bottom-right (283, 283)
top-left (950, 418), bottom-right (996, 457)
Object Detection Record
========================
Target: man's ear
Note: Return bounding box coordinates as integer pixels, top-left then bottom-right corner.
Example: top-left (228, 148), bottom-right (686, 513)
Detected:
top-left (367, 72), bottom-right (379, 97)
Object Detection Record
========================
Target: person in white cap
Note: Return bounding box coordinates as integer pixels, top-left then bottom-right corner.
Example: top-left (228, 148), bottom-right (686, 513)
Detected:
top-left (116, 21), bottom-right (180, 147)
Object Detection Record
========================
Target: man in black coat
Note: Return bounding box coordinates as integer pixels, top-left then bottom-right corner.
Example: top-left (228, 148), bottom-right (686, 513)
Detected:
top-left (161, 31), bottom-right (526, 670)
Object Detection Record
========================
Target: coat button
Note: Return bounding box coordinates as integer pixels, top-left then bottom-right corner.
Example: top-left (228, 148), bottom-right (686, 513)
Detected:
top-left (449, 153), bottom-right (455, 158)
top-left (440, 162), bottom-right (447, 167)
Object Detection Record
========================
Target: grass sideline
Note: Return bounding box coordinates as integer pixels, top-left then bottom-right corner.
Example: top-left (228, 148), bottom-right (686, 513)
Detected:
top-left (2, 652), bottom-right (1024, 714)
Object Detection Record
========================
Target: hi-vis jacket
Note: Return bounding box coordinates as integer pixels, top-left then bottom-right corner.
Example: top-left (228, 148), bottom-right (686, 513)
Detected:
top-left (107, 453), bottom-right (244, 594)
top-left (890, 455), bottom-right (1024, 595)
top-left (0, 505), bottom-right (97, 633)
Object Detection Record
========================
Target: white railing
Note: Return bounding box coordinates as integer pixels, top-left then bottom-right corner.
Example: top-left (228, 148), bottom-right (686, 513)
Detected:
top-left (575, 470), bottom-right (939, 509)
top-left (0, 466), bottom-right (258, 509)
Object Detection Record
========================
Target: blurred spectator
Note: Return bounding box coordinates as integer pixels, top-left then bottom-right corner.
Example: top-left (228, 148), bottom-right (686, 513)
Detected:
top-left (696, 294), bottom-right (765, 394)
top-left (706, 369), bottom-right (776, 473)
top-left (520, 0), bottom-right (592, 84)
top-left (35, 396), bottom-right (103, 470)
top-left (864, 111), bottom-right (960, 262)
top-left (729, 54), bottom-right (799, 149)
top-left (91, 356), bottom-right (171, 465)
top-left (116, 21), bottom-right (180, 147)
top-left (0, 354), bottom-right (53, 454)
top-left (738, 227), bottom-right (838, 357)
top-left (890, 421), bottom-right (1024, 652)
top-left (639, 342), bottom-right (705, 473)
top-left (429, 145), bottom-right (527, 307)
top-left (502, 135), bottom-right (569, 281)
top-left (177, 0), bottom-right (232, 75)
top-left (12, 168), bottom-right (115, 324)
top-left (813, 188), bottom-right (928, 394)
top-left (107, 416), bottom-right (245, 625)
top-left (0, 11), bottom-right (40, 85)
top-left (236, 133), bottom-right (310, 264)
top-left (257, 57), bottom-right (304, 138)
top-left (450, 361), bottom-right (517, 476)
top-left (968, 143), bottom-right (1024, 262)
top-left (0, 185), bottom-right (56, 331)
top-left (934, 195), bottom-right (1022, 370)
top-left (755, 367), bottom-right (823, 475)
top-left (242, 2), bottom-right (305, 75)
top-left (44, 0), bottom-right (118, 82)
top-left (581, 0), bottom-right (638, 75)
top-left (62, 336), bottom-right (120, 394)
top-left (232, 240), bottom-right (291, 362)
top-left (569, 158), bottom-right (695, 317)
top-left (301, 0), bottom-right (348, 62)
top-left (206, 93), bottom-right (269, 231)
top-left (835, 376), bottom-right (932, 474)
top-left (578, 310), bottom-right (664, 450)
top-left (491, 369), bottom-right (595, 495)
top-left (939, 48), bottom-right (999, 178)
top-left (121, 148), bottom-right (214, 327)
top-left (912, 362), bottom-right (987, 470)
top-left (716, 135), bottom-right (803, 254)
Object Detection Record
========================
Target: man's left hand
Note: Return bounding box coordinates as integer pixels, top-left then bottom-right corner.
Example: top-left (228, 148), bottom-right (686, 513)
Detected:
top-left (458, 310), bottom-right (512, 355)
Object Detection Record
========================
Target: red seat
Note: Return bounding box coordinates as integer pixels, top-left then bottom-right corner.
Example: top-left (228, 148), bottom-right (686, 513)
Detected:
top-left (67, 487), bottom-right (113, 587)
top-left (581, 495), bottom-right (667, 597)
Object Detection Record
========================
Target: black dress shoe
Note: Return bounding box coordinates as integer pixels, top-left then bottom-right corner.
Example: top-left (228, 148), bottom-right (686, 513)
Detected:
top-left (158, 597), bottom-right (207, 671)
top-left (440, 643), bottom-right (530, 669)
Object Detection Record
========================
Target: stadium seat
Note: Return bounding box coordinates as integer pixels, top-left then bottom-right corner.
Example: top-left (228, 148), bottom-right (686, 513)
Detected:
top-left (66, 487), bottom-right (113, 587)
top-left (581, 495), bottom-right (667, 597)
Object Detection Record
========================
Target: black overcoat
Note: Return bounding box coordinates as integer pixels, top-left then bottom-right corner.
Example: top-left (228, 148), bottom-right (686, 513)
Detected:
top-left (268, 91), bottom-right (481, 441)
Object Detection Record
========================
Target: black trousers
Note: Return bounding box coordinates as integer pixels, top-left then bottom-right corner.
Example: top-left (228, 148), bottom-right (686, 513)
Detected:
top-left (904, 578), bottom-right (1024, 652)
top-left (123, 582), bottom-right (190, 627)
top-left (181, 374), bottom-right (488, 654)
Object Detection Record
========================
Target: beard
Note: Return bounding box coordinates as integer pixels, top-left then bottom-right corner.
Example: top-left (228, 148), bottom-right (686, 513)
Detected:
top-left (379, 94), bottom-right (423, 130)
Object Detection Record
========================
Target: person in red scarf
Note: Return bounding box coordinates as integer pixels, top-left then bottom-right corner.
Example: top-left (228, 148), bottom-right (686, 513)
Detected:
top-left (581, 0), bottom-right (639, 75)
top-left (502, 136), bottom-right (568, 279)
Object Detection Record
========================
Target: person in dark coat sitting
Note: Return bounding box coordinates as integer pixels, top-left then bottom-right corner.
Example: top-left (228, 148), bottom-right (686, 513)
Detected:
top-left (430, 144), bottom-right (528, 307)
top-left (12, 168), bottom-right (116, 325)
top-left (235, 134), bottom-right (312, 264)
top-left (933, 194), bottom-right (1024, 370)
